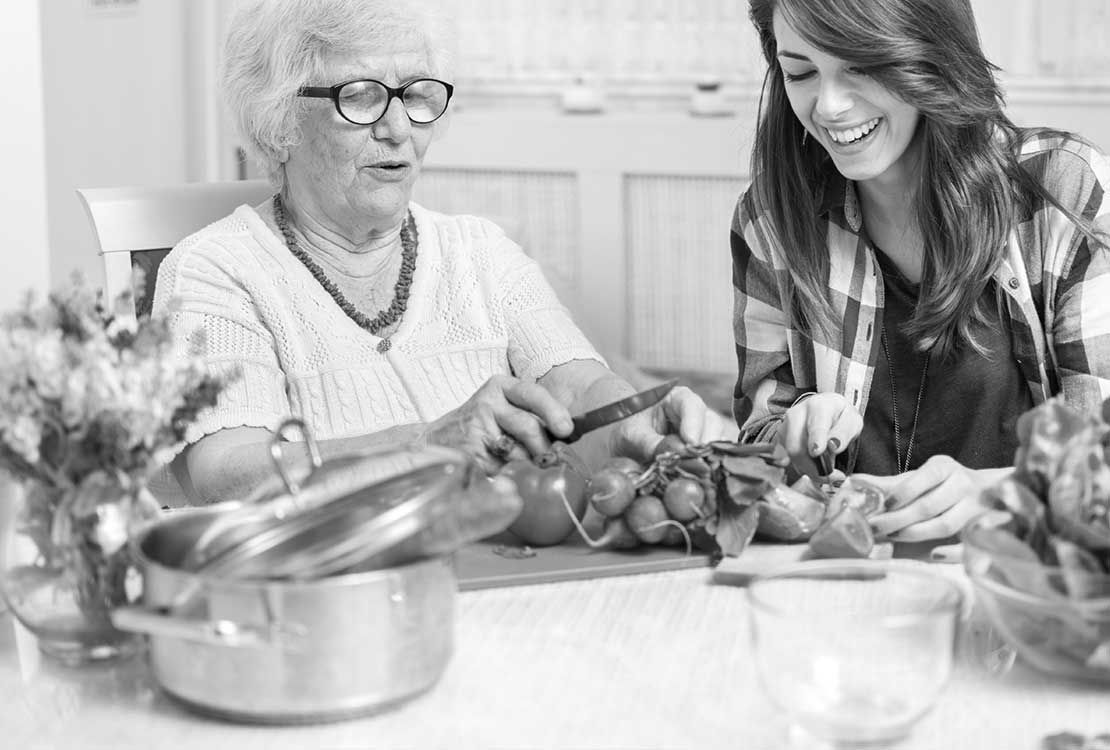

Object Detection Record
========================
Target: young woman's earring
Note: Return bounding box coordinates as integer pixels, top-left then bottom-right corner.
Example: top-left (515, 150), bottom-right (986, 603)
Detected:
top-left (801, 129), bottom-right (809, 147)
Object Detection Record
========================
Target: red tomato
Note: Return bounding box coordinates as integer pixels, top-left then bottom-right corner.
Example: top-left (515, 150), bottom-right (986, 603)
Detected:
top-left (501, 453), bottom-right (588, 546)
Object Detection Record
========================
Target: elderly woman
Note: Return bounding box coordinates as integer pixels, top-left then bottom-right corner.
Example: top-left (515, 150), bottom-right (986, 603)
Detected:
top-left (153, 0), bottom-right (731, 507)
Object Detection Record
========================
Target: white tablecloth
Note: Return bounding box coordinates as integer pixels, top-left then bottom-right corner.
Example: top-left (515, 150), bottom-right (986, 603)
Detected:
top-left (2, 564), bottom-right (1107, 750)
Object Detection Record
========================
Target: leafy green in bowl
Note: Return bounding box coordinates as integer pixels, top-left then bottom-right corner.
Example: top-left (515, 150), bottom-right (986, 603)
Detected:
top-left (962, 513), bottom-right (1110, 682)
top-left (963, 397), bottom-right (1110, 683)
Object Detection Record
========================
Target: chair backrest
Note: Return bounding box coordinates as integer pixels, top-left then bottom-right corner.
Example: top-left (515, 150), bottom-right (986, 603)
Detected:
top-left (77, 179), bottom-right (272, 317)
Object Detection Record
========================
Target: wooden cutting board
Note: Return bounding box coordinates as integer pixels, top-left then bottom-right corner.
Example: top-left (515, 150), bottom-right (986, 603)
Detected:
top-left (452, 529), bottom-right (854, 591)
top-left (454, 531), bottom-right (714, 591)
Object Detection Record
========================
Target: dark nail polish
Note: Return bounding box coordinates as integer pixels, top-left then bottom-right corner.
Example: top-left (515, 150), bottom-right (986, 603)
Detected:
top-left (818, 450), bottom-right (834, 476)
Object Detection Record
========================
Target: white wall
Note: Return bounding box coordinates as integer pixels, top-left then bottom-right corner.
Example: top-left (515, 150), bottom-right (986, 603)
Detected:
top-left (40, 0), bottom-right (190, 290)
top-left (0, 1), bottom-right (51, 305)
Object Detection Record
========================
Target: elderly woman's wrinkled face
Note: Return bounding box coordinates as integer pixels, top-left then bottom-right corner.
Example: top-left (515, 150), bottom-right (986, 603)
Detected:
top-left (283, 42), bottom-right (437, 239)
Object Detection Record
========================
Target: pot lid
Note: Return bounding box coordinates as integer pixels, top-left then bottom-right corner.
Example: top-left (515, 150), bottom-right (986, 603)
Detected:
top-left (177, 418), bottom-right (477, 580)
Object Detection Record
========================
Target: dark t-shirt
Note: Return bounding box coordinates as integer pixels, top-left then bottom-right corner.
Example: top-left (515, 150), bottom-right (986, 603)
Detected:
top-left (855, 250), bottom-right (1034, 475)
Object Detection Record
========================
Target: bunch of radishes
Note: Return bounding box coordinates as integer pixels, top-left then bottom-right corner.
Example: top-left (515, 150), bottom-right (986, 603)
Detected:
top-left (501, 432), bottom-right (895, 559)
top-left (555, 437), bottom-right (787, 555)
top-left (555, 436), bottom-right (891, 559)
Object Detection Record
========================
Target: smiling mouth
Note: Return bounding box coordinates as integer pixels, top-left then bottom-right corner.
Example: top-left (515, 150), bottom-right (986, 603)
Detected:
top-left (824, 117), bottom-right (883, 146)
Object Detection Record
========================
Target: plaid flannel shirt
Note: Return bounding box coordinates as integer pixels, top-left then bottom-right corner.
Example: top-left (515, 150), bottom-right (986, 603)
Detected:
top-left (731, 130), bottom-right (1110, 444)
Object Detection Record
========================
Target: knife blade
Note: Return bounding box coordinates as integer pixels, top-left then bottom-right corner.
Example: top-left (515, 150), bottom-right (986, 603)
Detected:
top-left (486, 379), bottom-right (679, 461)
top-left (562, 378), bottom-right (679, 443)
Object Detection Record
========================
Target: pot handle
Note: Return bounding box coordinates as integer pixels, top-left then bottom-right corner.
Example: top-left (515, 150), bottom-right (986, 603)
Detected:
top-left (111, 606), bottom-right (307, 650)
top-left (270, 417), bottom-right (323, 495)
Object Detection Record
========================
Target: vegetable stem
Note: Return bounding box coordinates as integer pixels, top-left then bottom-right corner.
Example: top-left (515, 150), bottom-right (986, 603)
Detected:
top-left (557, 483), bottom-right (604, 548)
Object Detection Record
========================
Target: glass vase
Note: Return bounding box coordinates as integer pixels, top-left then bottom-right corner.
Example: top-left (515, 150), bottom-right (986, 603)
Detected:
top-left (0, 474), bottom-right (156, 665)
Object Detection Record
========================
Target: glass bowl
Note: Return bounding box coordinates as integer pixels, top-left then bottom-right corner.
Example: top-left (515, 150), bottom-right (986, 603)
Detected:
top-left (961, 513), bottom-right (1110, 683)
top-left (747, 559), bottom-right (963, 748)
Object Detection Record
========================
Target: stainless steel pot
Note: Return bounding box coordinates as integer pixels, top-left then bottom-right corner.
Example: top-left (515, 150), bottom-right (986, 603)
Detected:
top-left (114, 506), bottom-right (456, 723)
top-left (110, 421), bottom-right (522, 723)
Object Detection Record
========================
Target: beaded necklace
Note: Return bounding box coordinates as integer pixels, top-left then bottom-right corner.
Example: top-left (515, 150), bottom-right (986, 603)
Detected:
top-left (273, 194), bottom-right (417, 354)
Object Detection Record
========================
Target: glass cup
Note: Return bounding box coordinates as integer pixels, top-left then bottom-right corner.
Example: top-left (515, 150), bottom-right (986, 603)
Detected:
top-left (747, 560), bottom-right (964, 748)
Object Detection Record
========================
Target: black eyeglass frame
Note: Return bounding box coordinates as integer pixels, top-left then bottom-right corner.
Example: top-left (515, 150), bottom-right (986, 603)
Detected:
top-left (298, 78), bottom-right (454, 126)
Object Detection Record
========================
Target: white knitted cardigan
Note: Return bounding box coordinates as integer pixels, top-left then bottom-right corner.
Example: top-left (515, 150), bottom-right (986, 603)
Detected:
top-left (152, 202), bottom-right (604, 446)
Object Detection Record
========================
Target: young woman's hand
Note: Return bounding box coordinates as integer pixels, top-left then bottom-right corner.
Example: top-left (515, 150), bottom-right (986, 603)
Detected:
top-left (855, 456), bottom-right (1013, 542)
top-left (776, 392), bottom-right (864, 478)
top-left (421, 375), bottom-right (574, 473)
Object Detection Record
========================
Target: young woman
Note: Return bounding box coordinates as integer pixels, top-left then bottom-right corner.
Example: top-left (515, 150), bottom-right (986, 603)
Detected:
top-left (732, 0), bottom-right (1110, 541)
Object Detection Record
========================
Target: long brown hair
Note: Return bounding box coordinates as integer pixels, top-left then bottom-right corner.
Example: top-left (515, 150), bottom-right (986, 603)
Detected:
top-left (747, 0), bottom-right (1094, 357)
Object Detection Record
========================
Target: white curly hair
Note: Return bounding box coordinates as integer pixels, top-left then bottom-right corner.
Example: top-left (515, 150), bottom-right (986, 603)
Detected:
top-left (220, 0), bottom-right (455, 187)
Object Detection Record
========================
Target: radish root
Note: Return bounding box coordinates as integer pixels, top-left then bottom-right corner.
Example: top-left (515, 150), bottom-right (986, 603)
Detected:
top-left (590, 487), bottom-right (618, 503)
top-left (558, 483), bottom-right (607, 548)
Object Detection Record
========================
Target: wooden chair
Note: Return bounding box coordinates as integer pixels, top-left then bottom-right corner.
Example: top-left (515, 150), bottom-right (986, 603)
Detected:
top-left (77, 179), bottom-right (272, 318)
top-left (76, 179), bottom-right (271, 506)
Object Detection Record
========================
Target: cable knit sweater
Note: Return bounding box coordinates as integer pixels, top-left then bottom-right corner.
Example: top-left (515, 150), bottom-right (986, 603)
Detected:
top-left (152, 202), bottom-right (604, 447)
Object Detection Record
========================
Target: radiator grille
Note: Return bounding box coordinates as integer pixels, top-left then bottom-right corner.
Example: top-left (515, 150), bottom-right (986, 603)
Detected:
top-left (624, 174), bottom-right (745, 374)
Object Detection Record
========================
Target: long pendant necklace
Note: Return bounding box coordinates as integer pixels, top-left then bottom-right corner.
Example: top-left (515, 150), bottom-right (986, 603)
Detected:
top-left (272, 194), bottom-right (418, 354)
top-left (881, 327), bottom-right (930, 474)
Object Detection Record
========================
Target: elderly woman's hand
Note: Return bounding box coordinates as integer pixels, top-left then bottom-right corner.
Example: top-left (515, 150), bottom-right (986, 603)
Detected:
top-left (777, 392), bottom-right (864, 478)
top-left (610, 385), bottom-right (739, 461)
top-left (857, 456), bottom-right (1012, 542)
top-left (420, 375), bottom-right (574, 474)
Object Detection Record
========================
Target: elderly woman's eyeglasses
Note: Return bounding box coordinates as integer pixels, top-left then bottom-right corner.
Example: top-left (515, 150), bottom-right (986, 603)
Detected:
top-left (298, 78), bottom-right (454, 126)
